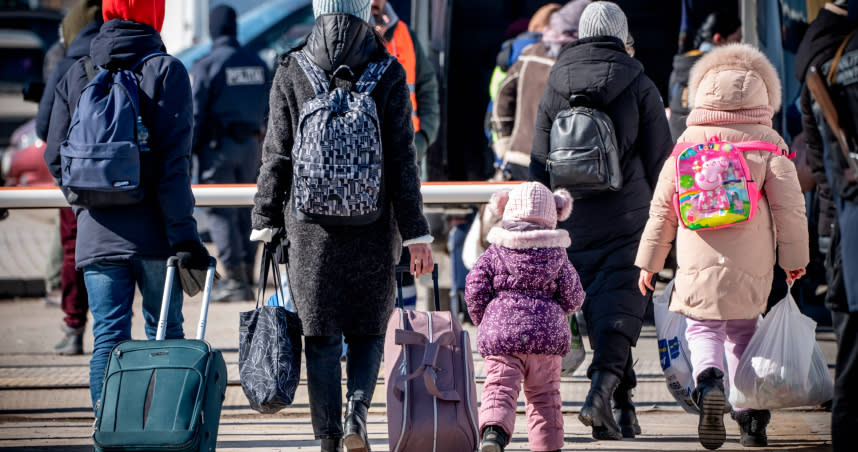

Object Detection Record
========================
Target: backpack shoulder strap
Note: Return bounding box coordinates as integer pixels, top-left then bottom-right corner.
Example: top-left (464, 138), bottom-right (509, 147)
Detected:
top-left (131, 50), bottom-right (167, 72)
top-left (293, 50), bottom-right (329, 96)
top-left (828, 29), bottom-right (857, 85)
top-left (356, 55), bottom-right (395, 94)
top-left (82, 56), bottom-right (97, 82)
top-left (732, 140), bottom-right (792, 158)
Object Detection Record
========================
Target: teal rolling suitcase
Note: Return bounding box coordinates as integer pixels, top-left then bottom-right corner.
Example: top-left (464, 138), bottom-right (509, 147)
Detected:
top-left (93, 257), bottom-right (227, 452)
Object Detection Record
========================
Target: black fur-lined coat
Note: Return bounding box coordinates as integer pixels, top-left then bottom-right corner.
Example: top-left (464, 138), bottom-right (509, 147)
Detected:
top-left (252, 14), bottom-right (429, 336)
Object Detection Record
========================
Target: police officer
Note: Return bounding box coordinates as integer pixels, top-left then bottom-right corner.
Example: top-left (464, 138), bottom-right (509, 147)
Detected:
top-left (191, 5), bottom-right (270, 302)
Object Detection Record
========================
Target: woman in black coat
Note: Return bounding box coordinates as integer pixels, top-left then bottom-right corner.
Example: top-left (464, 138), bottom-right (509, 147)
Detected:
top-left (529, 2), bottom-right (672, 441)
top-left (250, 2), bottom-right (434, 451)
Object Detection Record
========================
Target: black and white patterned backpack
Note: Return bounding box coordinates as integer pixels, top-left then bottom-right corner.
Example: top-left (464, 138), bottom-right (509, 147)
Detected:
top-left (291, 50), bottom-right (395, 225)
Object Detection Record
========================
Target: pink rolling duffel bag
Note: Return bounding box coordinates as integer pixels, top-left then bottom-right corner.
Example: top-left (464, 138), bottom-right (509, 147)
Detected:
top-left (384, 264), bottom-right (480, 452)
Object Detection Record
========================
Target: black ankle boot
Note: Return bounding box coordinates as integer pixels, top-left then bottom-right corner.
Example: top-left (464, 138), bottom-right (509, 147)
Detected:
top-left (613, 385), bottom-right (641, 438)
top-left (479, 425), bottom-right (509, 452)
top-left (343, 396), bottom-right (370, 452)
top-left (731, 409), bottom-right (770, 447)
top-left (692, 367), bottom-right (727, 450)
top-left (579, 371), bottom-right (622, 440)
top-left (321, 438), bottom-right (343, 452)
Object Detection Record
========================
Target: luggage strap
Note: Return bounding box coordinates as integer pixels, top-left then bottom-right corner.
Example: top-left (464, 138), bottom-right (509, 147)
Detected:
top-left (393, 329), bottom-right (460, 402)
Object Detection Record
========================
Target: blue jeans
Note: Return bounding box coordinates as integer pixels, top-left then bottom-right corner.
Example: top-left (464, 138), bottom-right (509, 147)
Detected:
top-left (84, 258), bottom-right (185, 408)
top-left (304, 334), bottom-right (384, 439)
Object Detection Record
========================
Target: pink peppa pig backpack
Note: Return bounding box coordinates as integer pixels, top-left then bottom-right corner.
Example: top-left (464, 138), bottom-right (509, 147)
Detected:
top-left (672, 137), bottom-right (789, 231)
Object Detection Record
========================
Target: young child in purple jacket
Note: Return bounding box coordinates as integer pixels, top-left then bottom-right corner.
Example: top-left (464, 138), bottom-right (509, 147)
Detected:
top-left (466, 182), bottom-right (585, 452)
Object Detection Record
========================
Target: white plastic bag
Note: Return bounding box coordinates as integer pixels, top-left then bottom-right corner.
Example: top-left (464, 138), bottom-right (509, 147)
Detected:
top-left (561, 313), bottom-right (586, 376)
top-left (653, 280), bottom-right (699, 414)
top-left (729, 290), bottom-right (834, 410)
top-left (462, 211), bottom-right (484, 270)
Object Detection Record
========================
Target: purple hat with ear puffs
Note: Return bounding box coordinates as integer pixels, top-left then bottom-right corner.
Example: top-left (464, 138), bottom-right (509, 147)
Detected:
top-left (489, 182), bottom-right (572, 230)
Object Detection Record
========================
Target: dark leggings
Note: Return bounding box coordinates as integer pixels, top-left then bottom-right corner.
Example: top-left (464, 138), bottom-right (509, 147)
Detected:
top-left (304, 334), bottom-right (385, 439)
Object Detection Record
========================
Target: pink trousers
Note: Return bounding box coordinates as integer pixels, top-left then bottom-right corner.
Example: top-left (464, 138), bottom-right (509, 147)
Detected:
top-left (685, 317), bottom-right (758, 400)
top-left (480, 353), bottom-right (563, 452)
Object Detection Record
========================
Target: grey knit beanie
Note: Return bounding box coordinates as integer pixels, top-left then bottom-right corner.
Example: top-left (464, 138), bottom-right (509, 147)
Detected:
top-left (312, 0), bottom-right (372, 24)
top-left (578, 1), bottom-right (628, 43)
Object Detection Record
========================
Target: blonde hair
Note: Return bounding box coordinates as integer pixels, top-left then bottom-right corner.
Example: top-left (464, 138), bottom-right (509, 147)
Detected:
top-left (529, 3), bottom-right (563, 32)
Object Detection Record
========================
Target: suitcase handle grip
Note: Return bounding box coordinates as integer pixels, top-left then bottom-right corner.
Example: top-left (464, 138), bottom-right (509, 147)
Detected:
top-left (156, 256), bottom-right (217, 341)
top-left (395, 264), bottom-right (440, 311)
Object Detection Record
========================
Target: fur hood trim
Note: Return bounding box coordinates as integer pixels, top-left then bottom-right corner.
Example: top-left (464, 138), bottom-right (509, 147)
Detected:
top-left (688, 43), bottom-right (782, 112)
top-left (487, 227), bottom-right (571, 249)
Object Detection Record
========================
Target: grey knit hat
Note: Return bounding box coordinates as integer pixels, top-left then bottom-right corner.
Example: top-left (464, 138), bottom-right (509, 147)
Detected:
top-left (312, 0), bottom-right (372, 24)
top-left (578, 1), bottom-right (628, 44)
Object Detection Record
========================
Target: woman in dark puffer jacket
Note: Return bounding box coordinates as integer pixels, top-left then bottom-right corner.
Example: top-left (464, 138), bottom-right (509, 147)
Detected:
top-left (530, 1), bottom-right (672, 441)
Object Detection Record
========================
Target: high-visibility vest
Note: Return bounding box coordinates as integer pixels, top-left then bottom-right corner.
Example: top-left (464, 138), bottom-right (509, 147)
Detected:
top-left (384, 21), bottom-right (420, 132)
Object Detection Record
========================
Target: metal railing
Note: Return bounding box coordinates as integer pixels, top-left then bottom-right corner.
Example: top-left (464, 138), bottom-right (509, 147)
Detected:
top-left (0, 182), bottom-right (522, 209)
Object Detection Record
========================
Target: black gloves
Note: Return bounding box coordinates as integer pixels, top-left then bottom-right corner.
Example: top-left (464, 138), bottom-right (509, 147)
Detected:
top-left (173, 240), bottom-right (212, 271)
top-left (173, 240), bottom-right (218, 297)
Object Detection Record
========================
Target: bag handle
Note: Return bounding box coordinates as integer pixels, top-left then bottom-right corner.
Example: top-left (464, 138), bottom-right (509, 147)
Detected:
top-left (568, 93), bottom-right (591, 108)
top-left (827, 29), bottom-right (857, 86)
top-left (255, 232), bottom-right (290, 310)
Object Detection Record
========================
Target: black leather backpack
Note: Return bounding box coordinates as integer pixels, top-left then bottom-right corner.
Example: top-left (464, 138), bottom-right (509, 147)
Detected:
top-left (547, 94), bottom-right (622, 198)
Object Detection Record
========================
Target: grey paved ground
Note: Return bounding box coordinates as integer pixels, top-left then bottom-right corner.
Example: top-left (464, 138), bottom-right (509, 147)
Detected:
top-left (0, 210), bottom-right (836, 451)
top-left (0, 294), bottom-right (835, 451)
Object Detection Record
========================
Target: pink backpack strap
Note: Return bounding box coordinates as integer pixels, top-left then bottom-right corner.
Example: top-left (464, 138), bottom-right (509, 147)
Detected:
top-left (732, 140), bottom-right (795, 159)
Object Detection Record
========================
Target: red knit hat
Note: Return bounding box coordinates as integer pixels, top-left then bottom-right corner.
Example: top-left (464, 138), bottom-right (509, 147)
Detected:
top-left (102, 0), bottom-right (165, 32)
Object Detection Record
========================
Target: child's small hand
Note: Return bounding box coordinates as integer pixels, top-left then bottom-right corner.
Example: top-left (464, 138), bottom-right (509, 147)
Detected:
top-left (638, 269), bottom-right (655, 295)
top-left (786, 268), bottom-right (806, 285)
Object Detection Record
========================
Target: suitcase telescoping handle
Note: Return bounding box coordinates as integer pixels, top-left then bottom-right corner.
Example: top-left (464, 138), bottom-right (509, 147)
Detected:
top-left (394, 264), bottom-right (441, 311)
top-left (156, 256), bottom-right (218, 341)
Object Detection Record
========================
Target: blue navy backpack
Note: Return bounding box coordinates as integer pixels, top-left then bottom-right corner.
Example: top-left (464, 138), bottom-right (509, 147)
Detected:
top-left (59, 51), bottom-right (164, 208)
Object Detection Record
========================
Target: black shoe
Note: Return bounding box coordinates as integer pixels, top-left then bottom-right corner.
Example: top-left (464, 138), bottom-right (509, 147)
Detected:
top-left (731, 410), bottom-right (770, 447)
top-left (579, 371), bottom-right (622, 440)
top-left (343, 395), bottom-right (370, 452)
top-left (613, 385), bottom-right (641, 438)
top-left (692, 367), bottom-right (727, 450)
top-left (479, 425), bottom-right (508, 452)
top-left (321, 438), bottom-right (343, 452)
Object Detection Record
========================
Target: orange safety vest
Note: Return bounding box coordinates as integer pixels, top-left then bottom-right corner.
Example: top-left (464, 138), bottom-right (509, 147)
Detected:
top-left (384, 21), bottom-right (420, 132)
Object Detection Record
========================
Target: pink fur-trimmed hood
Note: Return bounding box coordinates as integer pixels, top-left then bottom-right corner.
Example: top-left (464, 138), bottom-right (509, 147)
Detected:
top-left (486, 226), bottom-right (571, 249)
top-left (688, 43), bottom-right (782, 114)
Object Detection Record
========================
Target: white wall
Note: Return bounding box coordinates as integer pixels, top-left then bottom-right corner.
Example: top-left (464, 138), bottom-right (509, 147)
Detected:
top-left (161, 0), bottom-right (209, 54)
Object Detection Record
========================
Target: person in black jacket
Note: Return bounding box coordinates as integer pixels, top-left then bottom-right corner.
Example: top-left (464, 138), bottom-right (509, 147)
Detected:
top-left (43, 0), bottom-right (210, 409)
top-left (250, 0), bottom-right (434, 449)
top-left (191, 5), bottom-right (270, 302)
top-left (795, 2), bottom-right (858, 450)
top-left (667, 10), bottom-right (741, 141)
top-left (35, 0), bottom-right (103, 356)
top-left (530, 1), bottom-right (672, 441)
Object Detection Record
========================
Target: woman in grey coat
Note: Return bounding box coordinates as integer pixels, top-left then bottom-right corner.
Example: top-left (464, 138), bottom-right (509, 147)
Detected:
top-left (250, 1), bottom-right (434, 451)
